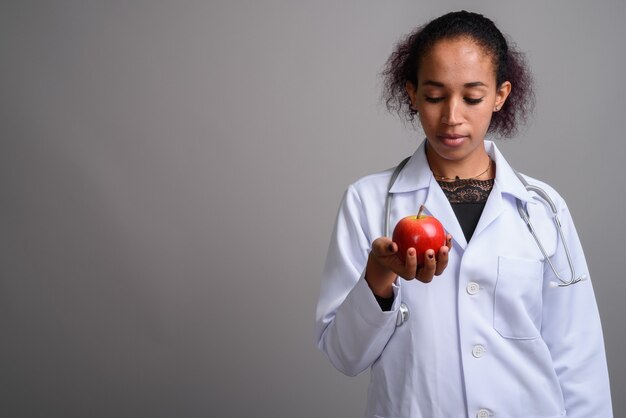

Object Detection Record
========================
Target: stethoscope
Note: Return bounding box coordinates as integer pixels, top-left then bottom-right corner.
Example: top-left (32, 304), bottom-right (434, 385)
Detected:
top-left (512, 171), bottom-right (587, 288)
top-left (384, 157), bottom-right (587, 292)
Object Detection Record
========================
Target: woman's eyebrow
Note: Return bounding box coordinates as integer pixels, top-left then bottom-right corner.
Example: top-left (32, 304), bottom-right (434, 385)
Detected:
top-left (464, 81), bottom-right (487, 88)
top-left (422, 80), bottom-right (444, 87)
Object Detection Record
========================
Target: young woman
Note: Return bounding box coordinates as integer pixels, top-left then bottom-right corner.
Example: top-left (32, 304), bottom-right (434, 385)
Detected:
top-left (315, 11), bottom-right (612, 418)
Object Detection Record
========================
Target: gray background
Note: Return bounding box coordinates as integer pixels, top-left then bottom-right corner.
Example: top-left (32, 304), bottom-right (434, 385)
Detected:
top-left (1, 1), bottom-right (624, 417)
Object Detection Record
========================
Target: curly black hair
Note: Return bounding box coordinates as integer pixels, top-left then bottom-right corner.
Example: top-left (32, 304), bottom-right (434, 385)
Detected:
top-left (381, 11), bottom-right (534, 138)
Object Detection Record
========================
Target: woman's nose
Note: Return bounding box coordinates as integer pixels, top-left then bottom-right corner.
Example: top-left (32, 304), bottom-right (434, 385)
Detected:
top-left (441, 99), bottom-right (462, 125)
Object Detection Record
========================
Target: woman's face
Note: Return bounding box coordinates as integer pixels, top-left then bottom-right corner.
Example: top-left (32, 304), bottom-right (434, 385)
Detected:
top-left (406, 37), bottom-right (511, 165)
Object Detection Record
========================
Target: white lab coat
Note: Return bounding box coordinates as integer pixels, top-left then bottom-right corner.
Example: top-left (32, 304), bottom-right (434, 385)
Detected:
top-left (315, 140), bottom-right (612, 418)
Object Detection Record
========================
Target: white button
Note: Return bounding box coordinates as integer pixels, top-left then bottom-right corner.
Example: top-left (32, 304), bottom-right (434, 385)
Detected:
top-left (477, 409), bottom-right (491, 418)
top-left (466, 282), bottom-right (480, 295)
top-left (472, 344), bottom-right (486, 358)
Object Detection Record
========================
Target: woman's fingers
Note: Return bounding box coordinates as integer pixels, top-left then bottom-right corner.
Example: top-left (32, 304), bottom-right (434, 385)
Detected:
top-left (434, 245), bottom-right (449, 276)
top-left (412, 234), bottom-right (453, 282)
top-left (416, 250), bottom-right (437, 283)
top-left (371, 237), bottom-right (396, 257)
top-left (371, 234), bottom-right (454, 283)
top-left (400, 248), bottom-right (418, 280)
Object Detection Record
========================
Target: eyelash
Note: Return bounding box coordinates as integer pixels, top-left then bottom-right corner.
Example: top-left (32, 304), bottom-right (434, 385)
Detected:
top-left (424, 97), bottom-right (484, 105)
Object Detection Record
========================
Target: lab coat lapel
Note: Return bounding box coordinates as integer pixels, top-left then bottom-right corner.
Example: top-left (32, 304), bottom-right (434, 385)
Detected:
top-left (471, 141), bottom-right (535, 239)
top-left (471, 182), bottom-right (502, 239)
top-left (422, 177), bottom-right (468, 250)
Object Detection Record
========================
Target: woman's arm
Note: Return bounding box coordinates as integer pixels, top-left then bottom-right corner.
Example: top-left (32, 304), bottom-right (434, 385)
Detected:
top-left (540, 200), bottom-right (613, 417)
top-left (314, 185), bottom-right (402, 376)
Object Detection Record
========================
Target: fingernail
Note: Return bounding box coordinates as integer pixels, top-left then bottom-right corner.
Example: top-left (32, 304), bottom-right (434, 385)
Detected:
top-left (387, 244), bottom-right (394, 252)
top-left (428, 253), bottom-right (434, 260)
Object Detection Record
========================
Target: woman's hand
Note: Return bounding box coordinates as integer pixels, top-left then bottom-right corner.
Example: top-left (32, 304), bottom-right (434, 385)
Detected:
top-left (365, 234), bottom-right (452, 298)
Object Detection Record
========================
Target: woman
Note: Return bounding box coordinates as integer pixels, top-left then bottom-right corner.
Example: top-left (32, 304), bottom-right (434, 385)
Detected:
top-left (315, 11), bottom-right (612, 418)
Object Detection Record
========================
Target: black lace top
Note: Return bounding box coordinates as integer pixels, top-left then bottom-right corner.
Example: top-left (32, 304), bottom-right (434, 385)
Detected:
top-left (438, 178), bottom-right (494, 242)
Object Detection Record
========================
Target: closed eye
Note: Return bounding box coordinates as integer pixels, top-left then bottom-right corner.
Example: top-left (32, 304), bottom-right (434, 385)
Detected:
top-left (424, 97), bottom-right (485, 105)
top-left (424, 96), bottom-right (444, 103)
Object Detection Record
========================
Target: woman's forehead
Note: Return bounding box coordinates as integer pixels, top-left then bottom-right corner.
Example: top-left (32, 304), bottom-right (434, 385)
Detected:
top-left (418, 38), bottom-right (496, 86)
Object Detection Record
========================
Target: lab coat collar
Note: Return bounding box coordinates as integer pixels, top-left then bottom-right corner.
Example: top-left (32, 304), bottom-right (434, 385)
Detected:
top-left (388, 139), bottom-right (536, 205)
top-left (487, 140), bottom-right (536, 205)
top-left (387, 140), bottom-right (433, 194)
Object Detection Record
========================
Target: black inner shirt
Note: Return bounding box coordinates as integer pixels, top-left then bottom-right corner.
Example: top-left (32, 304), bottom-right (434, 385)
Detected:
top-left (438, 178), bottom-right (494, 242)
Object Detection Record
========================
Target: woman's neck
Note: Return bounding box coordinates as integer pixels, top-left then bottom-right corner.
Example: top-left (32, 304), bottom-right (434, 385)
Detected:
top-left (426, 145), bottom-right (494, 182)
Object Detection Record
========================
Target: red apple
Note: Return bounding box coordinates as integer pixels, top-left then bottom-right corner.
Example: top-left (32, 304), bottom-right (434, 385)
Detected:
top-left (392, 205), bottom-right (446, 265)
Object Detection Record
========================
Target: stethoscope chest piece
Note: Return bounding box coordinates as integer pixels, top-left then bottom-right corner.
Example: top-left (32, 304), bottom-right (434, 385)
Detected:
top-left (396, 303), bottom-right (410, 326)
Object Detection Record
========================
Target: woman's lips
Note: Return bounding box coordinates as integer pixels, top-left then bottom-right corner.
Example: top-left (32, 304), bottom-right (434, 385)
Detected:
top-left (437, 134), bottom-right (467, 147)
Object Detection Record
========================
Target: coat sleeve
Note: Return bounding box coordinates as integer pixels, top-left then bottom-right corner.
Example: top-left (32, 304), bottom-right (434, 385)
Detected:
top-left (314, 185), bottom-right (401, 377)
top-left (540, 198), bottom-right (613, 417)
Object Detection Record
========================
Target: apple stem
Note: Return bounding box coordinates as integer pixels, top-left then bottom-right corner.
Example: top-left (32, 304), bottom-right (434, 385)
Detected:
top-left (417, 205), bottom-right (425, 218)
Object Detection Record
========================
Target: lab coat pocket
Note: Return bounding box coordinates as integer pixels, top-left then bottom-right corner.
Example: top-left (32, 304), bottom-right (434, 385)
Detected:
top-left (494, 256), bottom-right (543, 339)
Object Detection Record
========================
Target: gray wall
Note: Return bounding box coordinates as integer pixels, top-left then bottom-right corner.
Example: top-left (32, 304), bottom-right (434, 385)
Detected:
top-left (1, 1), bottom-right (624, 417)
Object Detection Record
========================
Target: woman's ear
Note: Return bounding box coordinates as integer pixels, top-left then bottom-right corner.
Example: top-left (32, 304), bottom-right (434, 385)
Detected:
top-left (405, 81), bottom-right (418, 111)
top-left (494, 81), bottom-right (512, 111)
